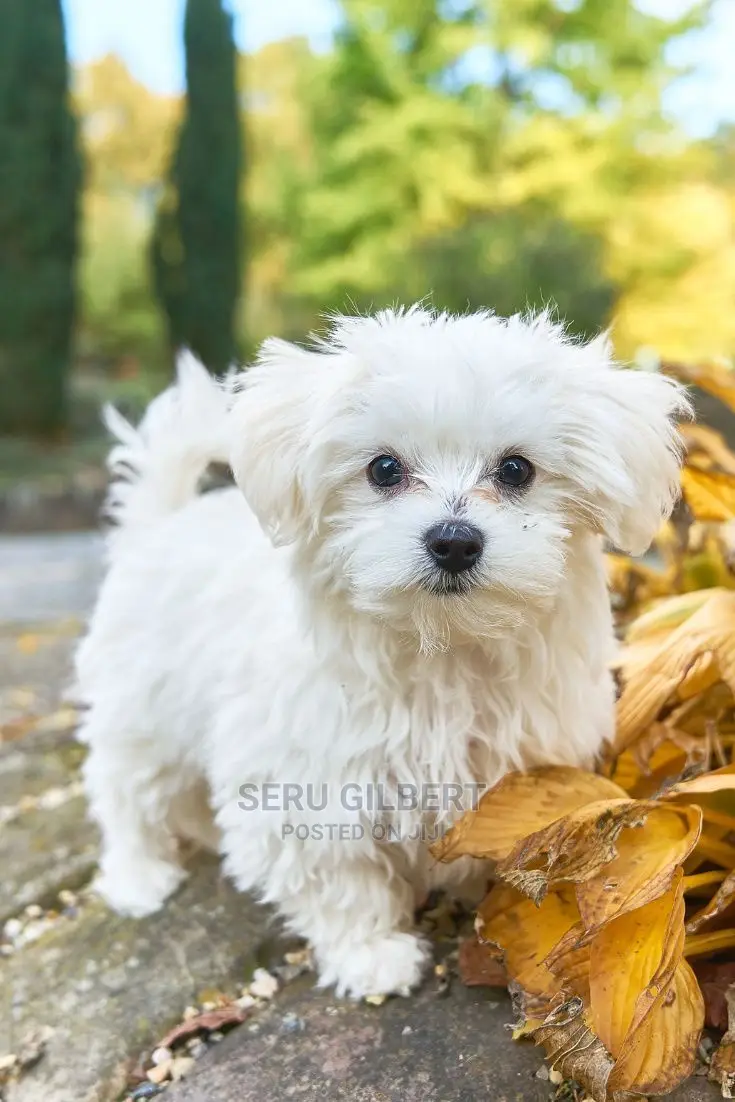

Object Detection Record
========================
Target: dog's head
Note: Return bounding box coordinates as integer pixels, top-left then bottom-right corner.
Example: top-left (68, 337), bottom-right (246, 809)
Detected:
top-left (230, 308), bottom-right (687, 645)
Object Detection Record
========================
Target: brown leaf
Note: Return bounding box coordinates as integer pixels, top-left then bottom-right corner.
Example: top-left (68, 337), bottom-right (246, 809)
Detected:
top-left (575, 805), bottom-right (701, 933)
top-left (687, 871), bottom-right (735, 934)
top-left (709, 985), bottom-right (735, 1098)
top-left (457, 937), bottom-right (508, 988)
top-left (530, 998), bottom-right (617, 1102)
top-left (158, 1005), bottom-right (249, 1049)
top-left (681, 467), bottom-right (735, 523)
top-left (710, 1041), bottom-right (735, 1099)
top-left (496, 800), bottom-right (648, 905)
top-left (430, 767), bottom-right (626, 864)
top-left (695, 962), bottom-right (735, 1031)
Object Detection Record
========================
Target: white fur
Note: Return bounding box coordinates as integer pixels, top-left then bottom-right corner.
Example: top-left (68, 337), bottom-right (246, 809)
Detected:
top-left (75, 309), bottom-right (687, 998)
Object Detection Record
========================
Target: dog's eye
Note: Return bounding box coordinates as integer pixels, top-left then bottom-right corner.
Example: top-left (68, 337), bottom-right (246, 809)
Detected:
top-left (496, 455), bottom-right (534, 488)
top-left (368, 454), bottom-right (405, 489)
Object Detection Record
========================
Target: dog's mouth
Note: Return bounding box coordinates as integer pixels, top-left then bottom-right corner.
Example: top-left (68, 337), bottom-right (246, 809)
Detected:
top-left (420, 570), bottom-right (481, 597)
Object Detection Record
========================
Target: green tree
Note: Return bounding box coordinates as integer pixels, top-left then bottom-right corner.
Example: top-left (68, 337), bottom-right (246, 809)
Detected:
top-left (152, 0), bottom-right (242, 373)
top-left (293, 0), bottom-right (706, 332)
top-left (401, 209), bottom-right (615, 339)
top-left (0, 0), bottom-right (81, 436)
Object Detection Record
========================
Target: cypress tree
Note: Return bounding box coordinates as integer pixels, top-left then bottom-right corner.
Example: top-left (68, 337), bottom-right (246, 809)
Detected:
top-left (152, 0), bottom-right (242, 373)
top-left (0, 0), bottom-right (81, 436)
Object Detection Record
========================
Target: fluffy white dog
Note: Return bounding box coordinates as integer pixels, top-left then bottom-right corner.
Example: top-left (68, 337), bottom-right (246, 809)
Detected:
top-left (76, 307), bottom-right (687, 998)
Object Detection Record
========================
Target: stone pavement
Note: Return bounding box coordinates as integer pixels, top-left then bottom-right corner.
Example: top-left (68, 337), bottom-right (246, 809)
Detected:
top-left (0, 533), bottom-right (722, 1102)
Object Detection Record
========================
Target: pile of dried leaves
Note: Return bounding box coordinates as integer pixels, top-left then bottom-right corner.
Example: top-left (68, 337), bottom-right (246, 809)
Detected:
top-left (433, 361), bottom-right (735, 1100)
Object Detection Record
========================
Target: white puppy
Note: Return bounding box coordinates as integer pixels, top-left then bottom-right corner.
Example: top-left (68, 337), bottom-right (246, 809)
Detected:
top-left (76, 307), bottom-right (686, 998)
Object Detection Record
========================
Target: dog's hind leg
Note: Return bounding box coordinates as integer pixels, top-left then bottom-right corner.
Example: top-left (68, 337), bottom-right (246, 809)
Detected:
top-left (81, 721), bottom-right (189, 918)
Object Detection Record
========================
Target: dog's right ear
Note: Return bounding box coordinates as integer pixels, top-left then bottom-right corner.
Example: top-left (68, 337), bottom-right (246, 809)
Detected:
top-left (229, 338), bottom-right (334, 546)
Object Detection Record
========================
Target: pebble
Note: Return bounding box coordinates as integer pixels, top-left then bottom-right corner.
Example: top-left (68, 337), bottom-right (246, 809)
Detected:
top-left (549, 1068), bottom-right (563, 1085)
top-left (130, 1084), bottom-right (162, 1100)
top-left (281, 1013), bottom-right (304, 1033)
top-left (58, 889), bottom-right (77, 907)
top-left (236, 993), bottom-right (256, 1010)
top-left (284, 948), bottom-right (312, 968)
top-left (249, 967), bottom-right (279, 1000)
top-left (401, 1026), bottom-right (412, 1036)
top-left (151, 1047), bottom-right (173, 1067)
top-left (535, 1065), bottom-right (550, 1081)
top-left (171, 1056), bottom-right (195, 1081)
top-left (208, 1031), bottom-right (224, 1043)
top-left (365, 994), bottom-right (387, 1007)
top-left (187, 1040), bottom-right (208, 1060)
top-left (146, 1061), bottom-right (172, 1085)
top-left (182, 1006), bottom-right (199, 1021)
top-left (3, 919), bottom-right (22, 941)
top-left (273, 963), bottom-right (304, 984)
top-left (24, 904), bottom-right (42, 919)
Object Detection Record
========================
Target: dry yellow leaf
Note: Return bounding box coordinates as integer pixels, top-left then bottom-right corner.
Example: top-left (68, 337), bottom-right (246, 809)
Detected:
top-left (681, 466), bottom-right (735, 522)
top-left (476, 884), bottom-right (581, 1008)
top-left (677, 650), bottom-right (720, 699)
top-left (686, 869), bottom-right (735, 933)
top-left (615, 590), bottom-right (735, 755)
top-left (430, 767), bottom-right (626, 864)
top-left (576, 805), bottom-right (701, 932)
top-left (623, 589), bottom-right (720, 645)
top-left (589, 874), bottom-right (684, 1057)
top-left (680, 423), bottom-right (735, 475)
top-left (543, 922), bottom-right (591, 1001)
top-left (608, 959), bottom-right (703, 1096)
top-left (662, 761), bottom-right (735, 798)
top-left (683, 869), bottom-right (728, 895)
top-left (684, 928), bottom-right (735, 956)
top-left (608, 726), bottom-right (702, 793)
top-left (495, 799), bottom-right (649, 904)
top-left (665, 360), bottom-right (735, 413)
top-left (694, 830), bottom-right (735, 870)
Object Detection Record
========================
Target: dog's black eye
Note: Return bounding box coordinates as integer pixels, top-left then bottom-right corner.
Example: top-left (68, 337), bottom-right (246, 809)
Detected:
top-left (368, 454), bottom-right (405, 489)
top-left (496, 455), bottom-right (534, 488)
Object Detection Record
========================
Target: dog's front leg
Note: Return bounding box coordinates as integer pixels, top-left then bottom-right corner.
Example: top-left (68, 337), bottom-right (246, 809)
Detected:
top-left (222, 821), bottom-right (430, 998)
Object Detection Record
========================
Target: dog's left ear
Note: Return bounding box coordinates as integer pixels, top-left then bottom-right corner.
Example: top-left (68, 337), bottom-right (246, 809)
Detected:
top-left (570, 338), bottom-right (690, 555)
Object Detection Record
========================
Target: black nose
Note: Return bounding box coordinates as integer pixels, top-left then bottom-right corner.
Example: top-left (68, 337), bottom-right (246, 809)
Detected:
top-left (425, 522), bottom-right (484, 574)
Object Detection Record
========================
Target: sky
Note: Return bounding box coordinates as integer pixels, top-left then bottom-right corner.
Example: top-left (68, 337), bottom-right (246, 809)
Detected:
top-left (62, 0), bottom-right (735, 138)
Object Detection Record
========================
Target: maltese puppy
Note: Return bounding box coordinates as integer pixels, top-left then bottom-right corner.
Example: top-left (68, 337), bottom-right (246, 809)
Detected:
top-left (76, 307), bottom-right (686, 998)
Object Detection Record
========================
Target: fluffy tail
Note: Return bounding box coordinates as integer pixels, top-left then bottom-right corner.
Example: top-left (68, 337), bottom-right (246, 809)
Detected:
top-left (102, 352), bottom-right (232, 543)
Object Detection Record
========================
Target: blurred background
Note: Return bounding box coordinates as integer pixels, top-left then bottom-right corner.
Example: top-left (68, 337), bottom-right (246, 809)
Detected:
top-left (1, 0), bottom-right (735, 529)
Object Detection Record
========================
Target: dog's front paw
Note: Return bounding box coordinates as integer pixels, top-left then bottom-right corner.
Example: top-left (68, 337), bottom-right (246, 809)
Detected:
top-left (94, 856), bottom-right (186, 918)
top-left (320, 932), bottom-right (430, 999)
